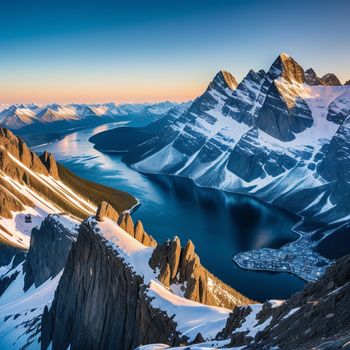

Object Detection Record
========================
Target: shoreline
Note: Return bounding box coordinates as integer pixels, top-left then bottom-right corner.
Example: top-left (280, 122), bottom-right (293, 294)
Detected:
top-left (38, 122), bottom-right (331, 285)
top-left (88, 123), bottom-right (334, 283)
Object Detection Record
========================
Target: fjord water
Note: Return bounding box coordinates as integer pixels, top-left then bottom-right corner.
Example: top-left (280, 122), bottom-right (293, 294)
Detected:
top-left (34, 123), bottom-right (305, 301)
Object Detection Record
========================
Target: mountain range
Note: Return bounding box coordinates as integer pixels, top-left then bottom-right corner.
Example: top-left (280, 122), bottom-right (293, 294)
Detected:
top-left (0, 128), bottom-right (349, 349)
top-left (0, 101), bottom-right (186, 146)
top-left (90, 53), bottom-right (350, 282)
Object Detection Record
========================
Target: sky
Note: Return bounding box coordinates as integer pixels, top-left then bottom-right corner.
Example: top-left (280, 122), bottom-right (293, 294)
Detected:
top-left (0, 0), bottom-right (349, 104)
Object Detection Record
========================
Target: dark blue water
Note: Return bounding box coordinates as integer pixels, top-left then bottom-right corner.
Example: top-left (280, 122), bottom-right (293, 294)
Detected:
top-left (34, 123), bottom-right (305, 301)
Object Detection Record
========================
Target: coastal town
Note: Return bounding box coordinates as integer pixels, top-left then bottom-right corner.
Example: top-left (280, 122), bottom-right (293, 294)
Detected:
top-left (233, 234), bottom-right (332, 282)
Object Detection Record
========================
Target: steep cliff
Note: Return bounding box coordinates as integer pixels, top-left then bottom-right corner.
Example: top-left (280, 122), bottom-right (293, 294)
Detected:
top-left (23, 215), bottom-right (77, 291)
top-left (40, 219), bottom-right (183, 350)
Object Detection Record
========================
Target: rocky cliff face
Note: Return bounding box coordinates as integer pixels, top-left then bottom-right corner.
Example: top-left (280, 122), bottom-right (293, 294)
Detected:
top-left (149, 236), bottom-right (251, 309)
top-left (305, 68), bottom-right (343, 87)
top-left (23, 215), bottom-right (77, 291)
top-left (321, 73), bottom-right (342, 86)
top-left (41, 219), bottom-right (181, 350)
top-left (96, 201), bottom-right (119, 222)
top-left (217, 253), bottom-right (350, 350)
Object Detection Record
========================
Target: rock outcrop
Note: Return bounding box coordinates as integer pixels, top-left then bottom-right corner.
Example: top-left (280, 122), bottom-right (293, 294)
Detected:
top-left (39, 151), bottom-right (59, 180)
top-left (269, 53), bottom-right (305, 84)
top-left (41, 219), bottom-right (181, 350)
top-left (345, 80), bottom-right (350, 86)
top-left (321, 73), bottom-right (342, 86)
top-left (0, 128), bottom-right (49, 178)
top-left (304, 69), bottom-right (343, 87)
top-left (23, 215), bottom-right (77, 291)
top-left (118, 212), bottom-right (157, 247)
top-left (0, 243), bottom-right (25, 269)
top-left (149, 237), bottom-right (251, 309)
top-left (304, 68), bottom-right (323, 85)
top-left (96, 201), bottom-right (119, 222)
top-left (220, 70), bottom-right (238, 91)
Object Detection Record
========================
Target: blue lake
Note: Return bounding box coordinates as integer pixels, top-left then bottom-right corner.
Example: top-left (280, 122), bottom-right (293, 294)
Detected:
top-left (34, 123), bottom-right (305, 301)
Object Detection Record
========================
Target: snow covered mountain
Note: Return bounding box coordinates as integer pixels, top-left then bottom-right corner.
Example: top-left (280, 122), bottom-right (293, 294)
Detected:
top-left (1, 196), bottom-right (348, 349)
top-left (0, 101), bottom-right (184, 147)
top-left (91, 53), bottom-right (350, 281)
top-left (0, 127), bottom-right (348, 349)
top-left (0, 101), bottom-right (182, 131)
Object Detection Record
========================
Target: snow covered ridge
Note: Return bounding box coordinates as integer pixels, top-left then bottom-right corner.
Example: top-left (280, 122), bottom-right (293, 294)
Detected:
top-left (0, 212), bottom-right (246, 349)
top-left (1, 206), bottom-right (349, 349)
top-left (107, 53), bottom-right (350, 281)
top-left (0, 101), bottom-right (184, 131)
top-left (0, 127), bottom-right (135, 249)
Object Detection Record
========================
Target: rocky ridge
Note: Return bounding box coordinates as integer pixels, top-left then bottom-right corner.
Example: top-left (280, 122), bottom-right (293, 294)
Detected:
top-left (90, 54), bottom-right (350, 281)
top-left (41, 219), bottom-right (182, 350)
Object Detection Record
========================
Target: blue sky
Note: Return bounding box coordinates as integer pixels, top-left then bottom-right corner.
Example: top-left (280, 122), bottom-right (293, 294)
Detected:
top-left (0, 0), bottom-right (349, 103)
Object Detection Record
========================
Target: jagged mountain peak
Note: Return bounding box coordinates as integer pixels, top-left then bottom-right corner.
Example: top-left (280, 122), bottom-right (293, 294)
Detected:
top-left (345, 79), bottom-right (350, 85)
top-left (212, 70), bottom-right (238, 91)
top-left (220, 70), bottom-right (239, 91)
top-left (269, 53), bottom-right (305, 83)
top-left (305, 67), bottom-right (323, 86)
top-left (321, 72), bottom-right (342, 86)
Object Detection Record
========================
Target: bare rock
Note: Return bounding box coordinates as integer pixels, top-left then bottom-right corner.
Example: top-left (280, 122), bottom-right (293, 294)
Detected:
top-left (159, 262), bottom-right (171, 287)
top-left (167, 237), bottom-right (181, 280)
top-left (96, 201), bottom-right (119, 222)
top-left (40, 219), bottom-right (181, 350)
top-left (23, 215), bottom-right (77, 291)
top-left (118, 212), bottom-right (135, 236)
top-left (321, 73), bottom-right (342, 86)
top-left (149, 236), bottom-right (251, 308)
top-left (40, 151), bottom-right (59, 179)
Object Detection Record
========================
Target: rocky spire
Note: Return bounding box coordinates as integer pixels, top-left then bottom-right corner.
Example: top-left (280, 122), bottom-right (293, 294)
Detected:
top-left (41, 220), bottom-right (181, 350)
top-left (149, 236), bottom-right (251, 308)
top-left (96, 201), bottom-right (119, 222)
top-left (40, 151), bottom-right (59, 179)
top-left (118, 212), bottom-right (157, 247)
top-left (345, 79), bottom-right (350, 85)
top-left (305, 68), bottom-right (323, 85)
top-left (268, 53), bottom-right (305, 84)
top-left (211, 70), bottom-right (238, 91)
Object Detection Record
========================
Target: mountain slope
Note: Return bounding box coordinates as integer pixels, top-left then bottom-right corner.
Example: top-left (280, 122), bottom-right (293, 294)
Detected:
top-left (90, 54), bottom-right (350, 282)
top-left (0, 127), bottom-right (136, 249)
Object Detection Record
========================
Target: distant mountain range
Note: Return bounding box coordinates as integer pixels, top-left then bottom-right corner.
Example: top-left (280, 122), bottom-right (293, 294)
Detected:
top-left (91, 53), bottom-right (350, 281)
top-left (0, 101), bottom-right (187, 146)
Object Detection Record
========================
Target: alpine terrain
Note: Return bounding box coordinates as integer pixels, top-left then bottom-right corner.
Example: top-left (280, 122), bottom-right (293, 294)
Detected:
top-left (0, 128), bottom-right (349, 349)
top-left (91, 54), bottom-right (350, 283)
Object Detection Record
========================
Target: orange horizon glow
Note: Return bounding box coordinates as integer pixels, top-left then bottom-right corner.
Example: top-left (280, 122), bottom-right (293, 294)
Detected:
top-left (0, 73), bottom-right (210, 105)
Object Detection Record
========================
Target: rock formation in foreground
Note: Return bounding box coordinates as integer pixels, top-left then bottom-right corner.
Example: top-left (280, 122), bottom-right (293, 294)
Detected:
top-left (41, 219), bottom-right (182, 350)
top-left (149, 236), bottom-right (251, 308)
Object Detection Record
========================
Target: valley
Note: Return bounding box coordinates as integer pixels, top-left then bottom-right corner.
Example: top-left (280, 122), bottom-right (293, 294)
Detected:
top-left (34, 124), bottom-right (305, 301)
